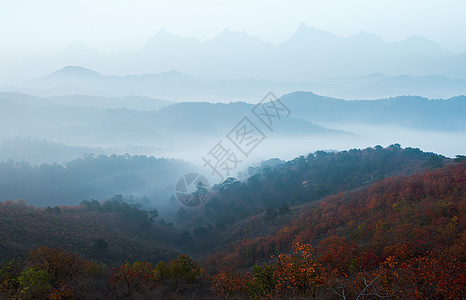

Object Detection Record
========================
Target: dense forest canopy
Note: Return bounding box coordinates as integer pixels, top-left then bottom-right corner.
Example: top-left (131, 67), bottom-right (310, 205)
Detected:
top-left (1, 146), bottom-right (464, 299)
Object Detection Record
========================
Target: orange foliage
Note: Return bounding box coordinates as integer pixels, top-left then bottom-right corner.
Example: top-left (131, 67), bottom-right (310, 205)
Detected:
top-left (209, 163), bottom-right (466, 299)
top-left (273, 242), bottom-right (325, 295)
top-left (211, 268), bottom-right (248, 296)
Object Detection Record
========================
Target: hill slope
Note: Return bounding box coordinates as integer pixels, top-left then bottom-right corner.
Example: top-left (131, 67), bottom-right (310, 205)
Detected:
top-left (0, 148), bottom-right (463, 299)
top-left (206, 161), bottom-right (465, 271)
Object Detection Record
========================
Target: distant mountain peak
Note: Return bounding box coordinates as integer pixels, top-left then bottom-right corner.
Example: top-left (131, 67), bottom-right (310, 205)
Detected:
top-left (216, 28), bottom-right (240, 38)
top-left (157, 69), bottom-right (193, 79)
top-left (52, 66), bottom-right (101, 77)
top-left (293, 23), bottom-right (335, 38)
top-left (146, 28), bottom-right (187, 43)
top-left (360, 73), bottom-right (388, 80)
top-left (66, 40), bottom-right (89, 49)
top-left (401, 34), bottom-right (445, 48)
top-left (214, 28), bottom-right (267, 42)
top-left (220, 27), bottom-right (232, 33)
top-left (282, 23), bottom-right (339, 46)
top-left (297, 22), bottom-right (309, 30)
top-left (154, 28), bottom-right (174, 38)
top-left (404, 34), bottom-right (435, 43)
top-left (349, 31), bottom-right (384, 42)
top-left (141, 28), bottom-right (201, 51)
top-left (395, 35), bottom-right (448, 56)
top-left (52, 41), bottom-right (104, 64)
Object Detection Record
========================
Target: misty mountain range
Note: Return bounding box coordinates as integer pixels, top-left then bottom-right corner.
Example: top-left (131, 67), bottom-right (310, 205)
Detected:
top-left (0, 91), bottom-right (341, 145)
top-left (3, 24), bottom-right (466, 101)
top-left (49, 23), bottom-right (466, 80)
top-left (280, 92), bottom-right (466, 131)
top-left (0, 90), bottom-right (173, 111)
top-left (0, 91), bottom-right (464, 165)
top-left (4, 66), bottom-right (466, 102)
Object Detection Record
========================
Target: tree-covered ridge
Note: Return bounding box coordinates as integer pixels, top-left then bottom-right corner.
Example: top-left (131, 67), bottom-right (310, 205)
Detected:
top-left (0, 154), bottom-right (190, 207)
top-left (0, 196), bottom-right (181, 266)
top-left (0, 146), bottom-right (463, 299)
top-left (0, 247), bottom-right (208, 299)
top-left (281, 91), bottom-right (466, 131)
top-left (0, 146), bottom-right (454, 263)
top-left (206, 162), bottom-right (465, 298)
top-left (196, 145), bottom-right (448, 230)
top-left (1, 160), bottom-right (463, 299)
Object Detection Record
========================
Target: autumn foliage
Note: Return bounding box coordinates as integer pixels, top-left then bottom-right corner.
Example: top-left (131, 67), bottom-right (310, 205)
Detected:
top-left (109, 261), bottom-right (158, 293)
top-left (208, 162), bottom-right (466, 299)
top-left (0, 152), bottom-right (464, 299)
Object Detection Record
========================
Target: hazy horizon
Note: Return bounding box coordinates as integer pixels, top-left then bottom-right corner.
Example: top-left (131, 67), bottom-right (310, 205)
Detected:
top-left (0, 0), bottom-right (464, 207)
top-left (2, 0), bottom-right (466, 83)
top-left (0, 4), bottom-right (464, 298)
top-left (3, 0), bottom-right (466, 53)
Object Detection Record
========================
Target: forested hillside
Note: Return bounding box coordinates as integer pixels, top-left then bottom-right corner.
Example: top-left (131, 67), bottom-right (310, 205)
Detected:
top-left (0, 146), bottom-right (464, 299)
top-left (0, 197), bottom-right (180, 265)
top-left (0, 154), bottom-right (190, 207)
top-left (281, 92), bottom-right (466, 131)
top-left (3, 2), bottom-right (465, 299)
top-left (206, 161), bottom-right (465, 298)
top-left (188, 145), bottom-right (448, 231)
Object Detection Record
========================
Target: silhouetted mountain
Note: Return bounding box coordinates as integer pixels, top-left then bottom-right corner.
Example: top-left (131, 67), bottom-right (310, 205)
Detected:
top-left (140, 28), bottom-right (202, 55)
top-left (280, 91), bottom-right (466, 131)
top-left (50, 65), bottom-right (100, 77)
top-left (5, 25), bottom-right (465, 90)
top-left (50, 41), bottom-right (107, 69)
top-left (315, 73), bottom-right (466, 99)
top-left (0, 92), bottom-right (347, 165)
top-left (113, 24), bottom-right (458, 80)
top-left (0, 92), bottom-right (337, 140)
top-left (7, 65), bottom-right (466, 101)
top-left (0, 91), bottom-right (172, 111)
top-left (0, 137), bottom-right (107, 165)
top-left (276, 24), bottom-right (451, 79)
top-left (1, 91), bottom-right (464, 166)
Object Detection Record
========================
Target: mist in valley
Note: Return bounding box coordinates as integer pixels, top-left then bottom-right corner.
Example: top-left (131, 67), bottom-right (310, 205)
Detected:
top-left (1, 2), bottom-right (466, 298)
top-left (0, 89), bottom-right (464, 217)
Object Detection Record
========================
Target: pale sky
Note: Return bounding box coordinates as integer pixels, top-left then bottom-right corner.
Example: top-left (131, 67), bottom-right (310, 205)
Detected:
top-left (1, 0), bottom-right (466, 73)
